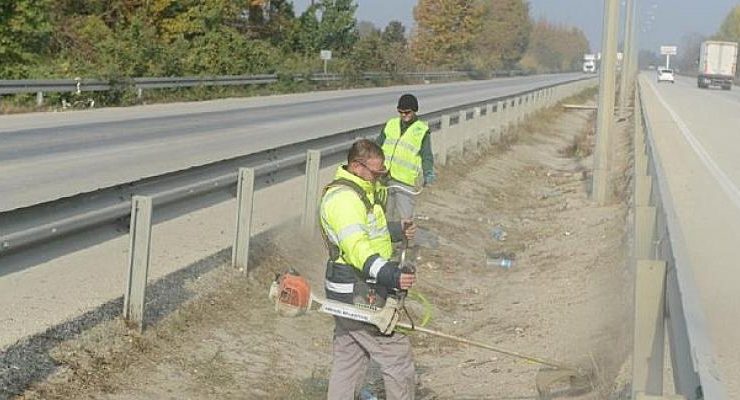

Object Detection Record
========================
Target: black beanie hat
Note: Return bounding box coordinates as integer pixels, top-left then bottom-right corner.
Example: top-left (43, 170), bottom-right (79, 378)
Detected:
top-left (397, 94), bottom-right (419, 112)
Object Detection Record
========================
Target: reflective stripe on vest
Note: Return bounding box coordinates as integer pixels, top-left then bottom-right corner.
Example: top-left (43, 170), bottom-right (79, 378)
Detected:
top-left (381, 118), bottom-right (428, 186)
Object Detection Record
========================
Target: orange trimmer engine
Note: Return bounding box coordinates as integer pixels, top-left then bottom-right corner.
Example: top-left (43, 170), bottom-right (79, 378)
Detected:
top-left (271, 271), bottom-right (312, 317)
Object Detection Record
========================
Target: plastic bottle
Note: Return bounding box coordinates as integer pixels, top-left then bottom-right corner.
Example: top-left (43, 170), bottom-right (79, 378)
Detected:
top-left (485, 252), bottom-right (516, 269)
top-left (359, 387), bottom-right (379, 400)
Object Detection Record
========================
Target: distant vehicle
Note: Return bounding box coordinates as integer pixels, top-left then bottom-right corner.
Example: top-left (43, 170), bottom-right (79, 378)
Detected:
top-left (657, 67), bottom-right (675, 83)
top-left (697, 41), bottom-right (738, 90)
top-left (582, 53), bottom-right (597, 74)
top-left (583, 60), bottom-right (596, 73)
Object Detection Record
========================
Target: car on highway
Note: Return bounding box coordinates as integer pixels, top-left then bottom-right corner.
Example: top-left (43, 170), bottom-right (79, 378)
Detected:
top-left (657, 67), bottom-right (675, 83)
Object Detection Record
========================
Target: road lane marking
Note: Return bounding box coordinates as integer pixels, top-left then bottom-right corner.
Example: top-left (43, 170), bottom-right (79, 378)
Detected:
top-left (647, 80), bottom-right (740, 211)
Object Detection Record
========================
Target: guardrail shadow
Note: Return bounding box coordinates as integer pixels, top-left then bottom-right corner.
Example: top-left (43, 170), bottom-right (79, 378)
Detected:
top-left (0, 229), bottom-right (276, 398)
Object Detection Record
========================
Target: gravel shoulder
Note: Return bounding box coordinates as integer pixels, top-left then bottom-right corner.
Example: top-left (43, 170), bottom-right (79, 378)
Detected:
top-left (11, 91), bottom-right (635, 400)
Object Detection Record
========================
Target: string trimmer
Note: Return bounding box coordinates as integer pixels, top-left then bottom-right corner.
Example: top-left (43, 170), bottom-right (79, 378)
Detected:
top-left (268, 270), bottom-right (594, 398)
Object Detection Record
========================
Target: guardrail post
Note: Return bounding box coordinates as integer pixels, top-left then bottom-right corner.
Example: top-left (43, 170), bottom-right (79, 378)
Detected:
top-left (635, 146), bottom-right (649, 176)
top-left (484, 103), bottom-right (495, 144)
top-left (137, 87), bottom-right (143, 100)
top-left (632, 260), bottom-right (667, 397)
top-left (507, 98), bottom-right (516, 129)
top-left (473, 107), bottom-right (482, 150)
top-left (635, 206), bottom-right (657, 259)
top-left (232, 167), bottom-right (255, 271)
top-left (437, 115), bottom-right (450, 166)
top-left (302, 150), bottom-right (321, 231)
top-left (36, 92), bottom-right (44, 107)
top-left (538, 90), bottom-right (544, 109)
top-left (494, 101), bottom-right (504, 143)
top-left (516, 97), bottom-right (523, 125)
top-left (123, 195), bottom-right (153, 332)
top-left (550, 87), bottom-right (557, 106)
top-left (457, 110), bottom-right (466, 157)
top-left (505, 99), bottom-right (513, 129)
top-left (635, 175), bottom-right (653, 207)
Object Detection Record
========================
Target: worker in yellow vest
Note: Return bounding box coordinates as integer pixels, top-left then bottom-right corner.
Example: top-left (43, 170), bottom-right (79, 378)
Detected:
top-left (377, 94), bottom-right (434, 220)
top-left (320, 139), bottom-right (417, 399)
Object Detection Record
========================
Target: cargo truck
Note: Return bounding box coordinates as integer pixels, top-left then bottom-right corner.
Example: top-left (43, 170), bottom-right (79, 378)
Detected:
top-left (582, 54), bottom-right (596, 74)
top-left (697, 41), bottom-right (738, 90)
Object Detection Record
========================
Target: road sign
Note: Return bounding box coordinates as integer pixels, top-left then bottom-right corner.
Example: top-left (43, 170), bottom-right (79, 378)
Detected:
top-left (320, 50), bottom-right (332, 75)
top-left (660, 46), bottom-right (677, 55)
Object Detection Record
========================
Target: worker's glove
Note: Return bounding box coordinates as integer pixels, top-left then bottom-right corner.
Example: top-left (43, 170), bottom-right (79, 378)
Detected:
top-left (423, 172), bottom-right (436, 186)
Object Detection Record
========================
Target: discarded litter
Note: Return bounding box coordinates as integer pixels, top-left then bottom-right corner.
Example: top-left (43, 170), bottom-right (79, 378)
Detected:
top-left (359, 387), bottom-right (378, 400)
top-left (485, 251), bottom-right (516, 270)
top-left (490, 226), bottom-right (507, 241)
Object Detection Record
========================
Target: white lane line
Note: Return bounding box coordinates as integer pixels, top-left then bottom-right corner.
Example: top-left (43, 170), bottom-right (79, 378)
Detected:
top-left (647, 80), bottom-right (740, 211)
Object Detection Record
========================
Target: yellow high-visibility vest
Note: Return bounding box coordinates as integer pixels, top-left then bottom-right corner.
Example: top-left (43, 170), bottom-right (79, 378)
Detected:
top-left (320, 166), bottom-right (392, 303)
top-left (381, 118), bottom-right (428, 186)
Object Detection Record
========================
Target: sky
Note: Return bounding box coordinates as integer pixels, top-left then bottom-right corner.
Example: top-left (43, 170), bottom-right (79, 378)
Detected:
top-left (291, 0), bottom-right (739, 54)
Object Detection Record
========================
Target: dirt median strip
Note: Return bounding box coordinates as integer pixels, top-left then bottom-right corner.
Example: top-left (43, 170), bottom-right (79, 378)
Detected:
top-left (13, 89), bottom-right (634, 400)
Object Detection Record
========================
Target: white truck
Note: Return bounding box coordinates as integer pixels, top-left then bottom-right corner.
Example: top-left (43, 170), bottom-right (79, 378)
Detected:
top-left (582, 54), bottom-right (596, 74)
top-left (697, 41), bottom-right (738, 90)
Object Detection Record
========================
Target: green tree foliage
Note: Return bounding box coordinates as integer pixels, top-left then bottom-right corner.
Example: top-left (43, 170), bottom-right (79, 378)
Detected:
top-left (0, 0), bottom-right (53, 78)
top-left (716, 5), bottom-right (740, 43)
top-left (411, 0), bottom-right (481, 68)
top-left (1, 0), bottom-right (592, 85)
top-left (411, 0), bottom-right (532, 71)
top-left (347, 20), bottom-right (411, 75)
top-left (316, 0), bottom-right (359, 56)
top-left (290, 0), bottom-right (358, 58)
top-left (469, 0), bottom-right (531, 71)
top-left (40, 1), bottom-right (280, 79)
top-left (382, 20), bottom-right (407, 46)
top-left (520, 19), bottom-right (589, 73)
top-left (259, 0), bottom-right (298, 49)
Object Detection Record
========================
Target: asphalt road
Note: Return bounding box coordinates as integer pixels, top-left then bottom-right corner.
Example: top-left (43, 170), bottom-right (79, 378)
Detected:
top-left (640, 73), bottom-right (740, 397)
top-left (0, 74), bottom-right (582, 212)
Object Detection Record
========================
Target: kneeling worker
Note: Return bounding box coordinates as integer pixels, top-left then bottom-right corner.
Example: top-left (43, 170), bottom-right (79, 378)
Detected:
top-left (320, 139), bottom-right (417, 400)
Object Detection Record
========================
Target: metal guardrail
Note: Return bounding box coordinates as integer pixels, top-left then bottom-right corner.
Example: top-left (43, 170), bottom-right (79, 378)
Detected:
top-left (0, 70), bottom-right (530, 97)
top-left (635, 82), bottom-right (726, 399)
top-left (0, 77), bottom-right (592, 262)
top-left (133, 74), bottom-right (279, 89)
top-left (0, 78), bottom-right (111, 95)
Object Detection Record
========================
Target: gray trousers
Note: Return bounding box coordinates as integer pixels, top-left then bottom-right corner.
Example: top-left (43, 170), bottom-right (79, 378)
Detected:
top-left (327, 329), bottom-right (416, 400)
top-left (386, 179), bottom-right (416, 221)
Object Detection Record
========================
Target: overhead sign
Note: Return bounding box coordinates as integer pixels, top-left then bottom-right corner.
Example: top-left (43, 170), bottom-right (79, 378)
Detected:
top-left (660, 46), bottom-right (677, 55)
top-left (320, 50), bottom-right (332, 60)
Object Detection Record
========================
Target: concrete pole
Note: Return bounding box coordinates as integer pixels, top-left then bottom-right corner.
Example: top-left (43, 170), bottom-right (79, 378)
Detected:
top-left (627, 0), bottom-right (640, 96)
top-left (629, 13), bottom-right (640, 87)
top-left (619, 0), bottom-right (636, 115)
top-left (232, 168), bottom-right (255, 271)
top-left (592, 0), bottom-right (621, 205)
top-left (124, 196), bottom-right (153, 332)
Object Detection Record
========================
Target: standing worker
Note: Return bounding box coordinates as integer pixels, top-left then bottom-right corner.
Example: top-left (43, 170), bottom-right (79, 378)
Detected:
top-left (377, 93), bottom-right (435, 220)
top-left (320, 139), bottom-right (418, 400)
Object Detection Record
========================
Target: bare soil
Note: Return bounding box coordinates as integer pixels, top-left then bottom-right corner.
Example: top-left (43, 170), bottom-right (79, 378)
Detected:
top-left (15, 91), bottom-right (635, 400)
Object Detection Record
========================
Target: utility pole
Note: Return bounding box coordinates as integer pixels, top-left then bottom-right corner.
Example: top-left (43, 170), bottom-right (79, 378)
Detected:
top-left (592, 0), bottom-right (621, 205)
top-left (619, 0), bottom-right (637, 115)
top-left (627, 0), bottom-right (639, 97)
